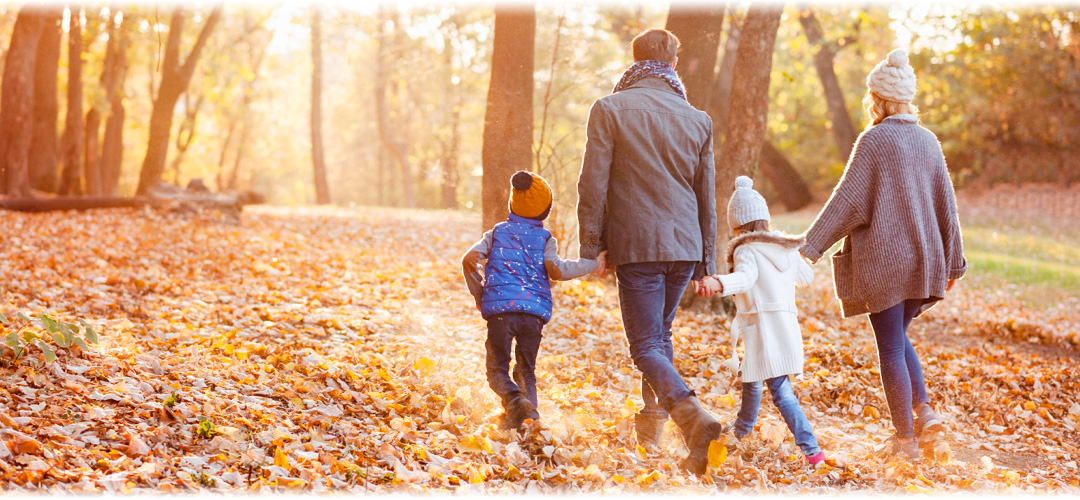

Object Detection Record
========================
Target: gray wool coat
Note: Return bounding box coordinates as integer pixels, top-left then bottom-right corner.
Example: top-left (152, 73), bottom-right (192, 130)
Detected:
top-left (576, 77), bottom-right (717, 279)
top-left (801, 114), bottom-right (967, 317)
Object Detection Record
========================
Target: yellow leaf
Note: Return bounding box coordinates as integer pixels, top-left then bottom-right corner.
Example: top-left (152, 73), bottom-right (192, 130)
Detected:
top-left (468, 466), bottom-right (485, 484)
top-left (290, 397), bottom-right (304, 408)
top-left (636, 444), bottom-right (647, 460)
top-left (378, 368), bottom-right (391, 381)
top-left (274, 447), bottom-right (289, 468)
top-left (1023, 401), bottom-right (1036, 411)
top-left (458, 434), bottom-right (492, 454)
top-left (505, 465), bottom-right (522, 480)
top-left (718, 393), bottom-right (736, 408)
top-left (708, 441), bottom-right (727, 468)
top-left (635, 470), bottom-right (661, 485)
top-left (413, 356), bottom-right (435, 377)
top-left (612, 475), bottom-right (626, 483)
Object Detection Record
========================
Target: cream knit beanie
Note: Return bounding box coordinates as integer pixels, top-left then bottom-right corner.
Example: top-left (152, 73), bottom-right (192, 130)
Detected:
top-left (866, 49), bottom-right (917, 103)
top-left (727, 176), bottom-right (770, 230)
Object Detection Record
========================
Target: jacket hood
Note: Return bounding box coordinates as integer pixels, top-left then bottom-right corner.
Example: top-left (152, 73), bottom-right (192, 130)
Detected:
top-left (726, 231), bottom-right (805, 272)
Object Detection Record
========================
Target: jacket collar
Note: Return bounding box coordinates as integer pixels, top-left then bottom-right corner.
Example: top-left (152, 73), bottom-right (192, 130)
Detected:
top-left (624, 77), bottom-right (681, 96)
top-left (726, 231), bottom-right (805, 270)
top-left (508, 213), bottom-right (543, 226)
top-left (883, 114), bottom-right (918, 124)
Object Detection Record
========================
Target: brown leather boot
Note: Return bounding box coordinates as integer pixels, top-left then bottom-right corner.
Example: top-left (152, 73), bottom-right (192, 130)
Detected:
top-left (669, 395), bottom-right (724, 475)
top-left (634, 411), bottom-right (666, 448)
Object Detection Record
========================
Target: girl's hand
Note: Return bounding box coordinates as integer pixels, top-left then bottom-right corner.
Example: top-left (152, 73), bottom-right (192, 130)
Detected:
top-left (704, 276), bottom-right (723, 295)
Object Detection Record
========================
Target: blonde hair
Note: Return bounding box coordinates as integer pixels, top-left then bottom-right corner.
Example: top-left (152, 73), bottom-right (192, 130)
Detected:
top-left (735, 219), bottom-right (770, 234)
top-left (863, 90), bottom-right (920, 126)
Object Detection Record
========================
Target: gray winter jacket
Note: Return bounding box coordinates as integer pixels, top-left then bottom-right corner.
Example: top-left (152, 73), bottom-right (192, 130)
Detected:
top-left (576, 77), bottom-right (717, 279)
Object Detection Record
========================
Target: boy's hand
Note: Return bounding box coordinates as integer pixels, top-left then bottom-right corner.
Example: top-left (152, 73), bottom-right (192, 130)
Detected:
top-left (595, 250), bottom-right (610, 278)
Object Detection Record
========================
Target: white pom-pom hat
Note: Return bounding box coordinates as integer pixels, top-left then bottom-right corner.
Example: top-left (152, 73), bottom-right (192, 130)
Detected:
top-left (727, 175), bottom-right (770, 230)
top-left (866, 49), bottom-right (917, 103)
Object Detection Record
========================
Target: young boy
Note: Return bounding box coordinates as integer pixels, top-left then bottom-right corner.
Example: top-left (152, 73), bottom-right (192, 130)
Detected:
top-left (461, 170), bottom-right (603, 430)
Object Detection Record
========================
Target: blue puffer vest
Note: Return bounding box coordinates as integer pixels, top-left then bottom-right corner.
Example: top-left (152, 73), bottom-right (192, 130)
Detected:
top-left (481, 214), bottom-right (553, 323)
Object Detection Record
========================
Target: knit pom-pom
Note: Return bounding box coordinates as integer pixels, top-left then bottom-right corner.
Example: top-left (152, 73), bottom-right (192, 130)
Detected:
top-left (511, 170), bottom-right (534, 191)
top-left (886, 49), bottom-right (909, 68)
top-left (735, 175), bottom-right (754, 189)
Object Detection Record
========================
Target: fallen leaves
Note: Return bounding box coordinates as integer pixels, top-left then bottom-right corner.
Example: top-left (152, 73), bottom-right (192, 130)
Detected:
top-left (0, 205), bottom-right (1076, 493)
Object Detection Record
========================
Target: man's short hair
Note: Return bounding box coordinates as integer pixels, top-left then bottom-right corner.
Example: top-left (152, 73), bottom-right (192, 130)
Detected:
top-left (632, 29), bottom-right (680, 63)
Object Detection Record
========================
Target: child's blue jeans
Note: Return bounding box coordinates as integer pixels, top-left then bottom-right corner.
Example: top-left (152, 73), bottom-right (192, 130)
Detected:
top-left (485, 312), bottom-right (543, 420)
top-left (734, 375), bottom-right (821, 457)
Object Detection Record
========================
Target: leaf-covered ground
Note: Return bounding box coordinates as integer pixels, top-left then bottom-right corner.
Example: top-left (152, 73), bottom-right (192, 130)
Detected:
top-left (0, 200), bottom-right (1078, 494)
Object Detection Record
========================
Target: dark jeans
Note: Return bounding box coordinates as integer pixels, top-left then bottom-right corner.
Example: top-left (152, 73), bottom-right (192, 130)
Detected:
top-left (868, 299), bottom-right (931, 439)
top-left (485, 312), bottom-right (543, 420)
top-left (734, 375), bottom-right (821, 457)
top-left (616, 261), bottom-right (696, 415)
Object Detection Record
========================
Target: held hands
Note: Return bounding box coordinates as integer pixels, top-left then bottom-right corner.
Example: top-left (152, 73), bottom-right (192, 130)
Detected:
top-left (694, 276), bottom-right (722, 297)
top-left (594, 250), bottom-right (612, 278)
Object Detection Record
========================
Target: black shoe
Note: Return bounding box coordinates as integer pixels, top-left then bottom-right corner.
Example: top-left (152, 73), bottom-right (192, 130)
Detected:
top-left (499, 395), bottom-right (534, 430)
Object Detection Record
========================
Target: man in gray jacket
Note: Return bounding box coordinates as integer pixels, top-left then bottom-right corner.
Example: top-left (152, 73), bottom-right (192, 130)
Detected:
top-left (576, 28), bottom-right (722, 475)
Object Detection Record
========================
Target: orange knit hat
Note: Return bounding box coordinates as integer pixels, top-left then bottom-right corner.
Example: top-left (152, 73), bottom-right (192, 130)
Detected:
top-left (508, 171), bottom-right (552, 220)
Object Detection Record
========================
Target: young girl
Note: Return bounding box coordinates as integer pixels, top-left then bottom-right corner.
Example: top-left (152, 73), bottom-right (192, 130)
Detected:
top-left (701, 176), bottom-right (825, 465)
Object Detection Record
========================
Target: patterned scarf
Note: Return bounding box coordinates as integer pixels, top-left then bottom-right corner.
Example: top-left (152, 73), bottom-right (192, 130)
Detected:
top-left (612, 60), bottom-right (686, 101)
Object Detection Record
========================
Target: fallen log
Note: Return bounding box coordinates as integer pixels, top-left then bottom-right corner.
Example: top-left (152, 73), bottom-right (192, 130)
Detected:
top-left (0, 196), bottom-right (148, 213)
top-left (0, 190), bottom-right (258, 214)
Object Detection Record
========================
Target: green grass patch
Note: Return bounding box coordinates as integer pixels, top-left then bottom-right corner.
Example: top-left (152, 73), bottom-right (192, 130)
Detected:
top-left (771, 209), bottom-right (1080, 302)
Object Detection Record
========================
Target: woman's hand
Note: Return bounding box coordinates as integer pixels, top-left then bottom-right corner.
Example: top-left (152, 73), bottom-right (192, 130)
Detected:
top-left (946, 279), bottom-right (955, 292)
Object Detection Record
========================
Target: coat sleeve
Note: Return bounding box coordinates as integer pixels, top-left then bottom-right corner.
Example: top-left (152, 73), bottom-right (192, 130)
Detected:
top-left (577, 99), bottom-right (614, 260)
top-left (693, 120), bottom-right (717, 280)
top-left (937, 158), bottom-right (968, 280)
top-left (544, 236), bottom-right (597, 281)
top-left (800, 132), bottom-right (875, 262)
top-left (794, 253), bottom-right (815, 287)
top-left (717, 246), bottom-right (758, 297)
top-left (461, 231), bottom-right (493, 306)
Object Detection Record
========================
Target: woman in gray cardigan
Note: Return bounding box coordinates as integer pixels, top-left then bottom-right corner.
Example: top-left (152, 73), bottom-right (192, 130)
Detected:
top-left (799, 49), bottom-right (967, 462)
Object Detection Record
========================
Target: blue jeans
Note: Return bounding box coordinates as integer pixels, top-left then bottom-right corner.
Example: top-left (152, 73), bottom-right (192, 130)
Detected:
top-left (615, 261), bottom-right (696, 415)
top-left (868, 299), bottom-right (931, 439)
top-left (734, 375), bottom-right (821, 457)
top-left (485, 313), bottom-right (543, 420)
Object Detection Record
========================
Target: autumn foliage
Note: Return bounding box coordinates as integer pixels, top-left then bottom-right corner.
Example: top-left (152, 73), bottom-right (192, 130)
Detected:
top-left (0, 202), bottom-right (1077, 493)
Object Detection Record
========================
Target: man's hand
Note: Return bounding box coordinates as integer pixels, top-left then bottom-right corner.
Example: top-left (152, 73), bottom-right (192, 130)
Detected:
top-left (595, 250), bottom-right (611, 278)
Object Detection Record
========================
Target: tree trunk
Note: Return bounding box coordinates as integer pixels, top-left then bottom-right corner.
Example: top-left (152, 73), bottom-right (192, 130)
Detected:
top-left (798, 9), bottom-right (858, 161)
top-left (100, 28), bottom-right (129, 197)
top-left (220, 15), bottom-right (270, 193)
top-left (708, 13), bottom-right (740, 137)
top-left (310, 6), bottom-right (330, 204)
top-left (135, 6), bottom-right (222, 195)
top-left (481, 3), bottom-right (535, 231)
top-left (58, 5), bottom-right (84, 195)
top-left (759, 141), bottom-right (813, 209)
top-left (167, 93), bottom-right (204, 185)
top-left (441, 21), bottom-right (460, 210)
top-left (665, 3), bottom-right (725, 111)
top-left (28, 7), bottom-right (62, 193)
top-left (710, 13), bottom-right (811, 211)
top-left (716, 4), bottom-right (782, 235)
top-left (374, 6), bottom-right (413, 208)
top-left (83, 8), bottom-right (123, 197)
top-left (0, 8), bottom-right (45, 196)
